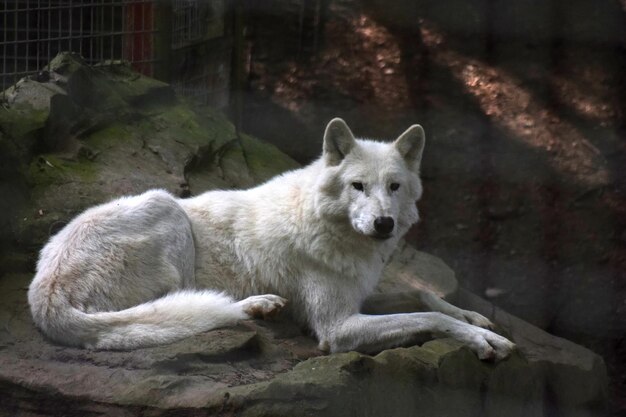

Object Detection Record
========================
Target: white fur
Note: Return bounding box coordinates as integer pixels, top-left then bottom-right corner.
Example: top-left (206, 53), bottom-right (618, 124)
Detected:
top-left (28, 118), bottom-right (515, 360)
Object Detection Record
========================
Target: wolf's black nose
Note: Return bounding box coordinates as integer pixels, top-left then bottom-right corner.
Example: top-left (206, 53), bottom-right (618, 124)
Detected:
top-left (374, 217), bottom-right (394, 235)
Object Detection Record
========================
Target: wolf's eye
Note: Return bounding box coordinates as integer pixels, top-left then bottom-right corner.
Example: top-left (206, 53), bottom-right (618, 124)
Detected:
top-left (352, 182), bottom-right (364, 191)
top-left (390, 183), bottom-right (400, 191)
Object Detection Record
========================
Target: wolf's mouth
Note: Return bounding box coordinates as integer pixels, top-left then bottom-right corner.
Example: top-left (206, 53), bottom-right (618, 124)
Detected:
top-left (371, 233), bottom-right (393, 240)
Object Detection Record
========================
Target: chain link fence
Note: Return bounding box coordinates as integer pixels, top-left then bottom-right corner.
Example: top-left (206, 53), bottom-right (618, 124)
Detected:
top-left (1, 0), bottom-right (232, 107)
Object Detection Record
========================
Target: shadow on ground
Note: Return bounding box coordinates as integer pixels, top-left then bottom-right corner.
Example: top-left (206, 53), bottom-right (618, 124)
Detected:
top-left (237, 0), bottom-right (626, 414)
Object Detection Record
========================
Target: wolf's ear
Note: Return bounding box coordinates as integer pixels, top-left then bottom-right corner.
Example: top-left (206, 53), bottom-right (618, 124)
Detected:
top-left (394, 124), bottom-right (425, 172)
top-left (323, 118), bottom-right (356, 166)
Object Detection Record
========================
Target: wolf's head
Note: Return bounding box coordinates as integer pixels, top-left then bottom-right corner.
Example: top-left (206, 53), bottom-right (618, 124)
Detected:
top-left (315, 118), bottom-right (425, 241)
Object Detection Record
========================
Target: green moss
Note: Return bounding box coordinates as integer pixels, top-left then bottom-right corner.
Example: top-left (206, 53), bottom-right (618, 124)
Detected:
top-left (240, 133), bottom-right (300, 181)
top-left (85, 124), bottom-right (132, 150)
top-left (376, 345), bottom-right (440, 368)
top-left (28, 153), bottom-right (97, 187)
top-left (0, 102), bottom-right (48, 139)
top-left (136, 104), bottom-right (215, 148)
top-left (110, 72), bottom-right (170, 100)
top-left (96, 92), bottom-right (129, 115)
top-left (421, 338), bottom-right (466, 359)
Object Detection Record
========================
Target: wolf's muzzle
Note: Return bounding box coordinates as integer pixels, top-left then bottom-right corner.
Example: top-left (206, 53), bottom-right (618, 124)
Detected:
top-left (374, 216), bottom-right (394, 235)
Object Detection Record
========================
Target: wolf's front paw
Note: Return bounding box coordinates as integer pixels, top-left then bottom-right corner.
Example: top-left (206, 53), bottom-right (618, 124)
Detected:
top-left (442, 305), bottom-right (494, 330)
top-left (239, 294), bottom-right (287, 320)
top-left (467, 329), bottom-right (516, 362)
top-left (453, 309), bottom-right (495, 330)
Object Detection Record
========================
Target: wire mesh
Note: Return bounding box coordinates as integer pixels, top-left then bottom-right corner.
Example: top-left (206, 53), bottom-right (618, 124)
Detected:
top-left (170, 0), bottom-right (230, 108)
top-left (0, 0), bottom-right (158, 92)
top-left (172, 0), bottom-right (225, 49)
top-left (171, 39), bottom-right (232, 108)
top-left (1, 0), bottom-right (233, 107)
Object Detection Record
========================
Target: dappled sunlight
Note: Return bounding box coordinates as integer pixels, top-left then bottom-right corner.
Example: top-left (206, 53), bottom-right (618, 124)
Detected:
top-left (419, 22), bottom-right (611, 188)
top-left (550, 75), bottom-right (617, 125)
top-left (244, 5), bottom-right (626, 415)
top-left (256, 12), bottom-right (411, 117)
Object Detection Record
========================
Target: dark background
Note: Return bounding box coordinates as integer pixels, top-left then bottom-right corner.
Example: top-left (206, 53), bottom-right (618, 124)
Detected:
top-left (1, 0), bottom-right (623, 414)
top-left (234, 0), bottom-right (626, 415)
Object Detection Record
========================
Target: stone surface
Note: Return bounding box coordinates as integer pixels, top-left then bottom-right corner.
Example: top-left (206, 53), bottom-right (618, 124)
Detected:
top-left (0, 53), bottom-right (298, 257)
top-left (379, 239), bottom-right (458, 300)
top-left (457, 289), bottom-right (609, 417)
top-left (0, 270), bottom-right (607, 417)
top-left (0, 53), bottom-right (607, 416)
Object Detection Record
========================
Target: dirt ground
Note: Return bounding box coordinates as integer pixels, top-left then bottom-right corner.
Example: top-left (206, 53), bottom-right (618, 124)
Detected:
top-left (239, 1), bottom-right (626, 414)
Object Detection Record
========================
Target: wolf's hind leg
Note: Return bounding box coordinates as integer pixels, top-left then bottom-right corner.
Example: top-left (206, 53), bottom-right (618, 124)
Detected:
top-left (237, 294), bottom-right (288, 320)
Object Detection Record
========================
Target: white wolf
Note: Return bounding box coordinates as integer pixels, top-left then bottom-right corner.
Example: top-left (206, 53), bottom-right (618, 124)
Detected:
top-left (28, 118), bottom-right (515, 361)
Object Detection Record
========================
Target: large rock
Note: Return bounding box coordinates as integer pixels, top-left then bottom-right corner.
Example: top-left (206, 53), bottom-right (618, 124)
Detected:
top-left (0, 269), bottom-right (608, 417)
top-left (0, 52), bottom-right (299, 257)
top-left (0, 53), bottom-right (607, 416)
top-left (379, 239), bottom-right (458, 299)
top-left (456, 289), bottom-right (608, 417)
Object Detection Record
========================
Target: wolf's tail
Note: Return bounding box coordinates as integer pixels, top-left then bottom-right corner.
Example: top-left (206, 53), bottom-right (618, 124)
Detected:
top-left (28, 287), bottom-right (248, 350)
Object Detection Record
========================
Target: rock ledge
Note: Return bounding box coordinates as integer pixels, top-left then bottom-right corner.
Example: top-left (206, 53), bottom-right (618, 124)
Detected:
top-left (0, 54), bottom-right (607, 417)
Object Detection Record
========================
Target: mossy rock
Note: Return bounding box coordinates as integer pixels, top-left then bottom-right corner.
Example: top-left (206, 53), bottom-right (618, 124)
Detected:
top-left (0, 53), bottom-right (608, 417)
top-left (0, 52), bottom-right (298, 253)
